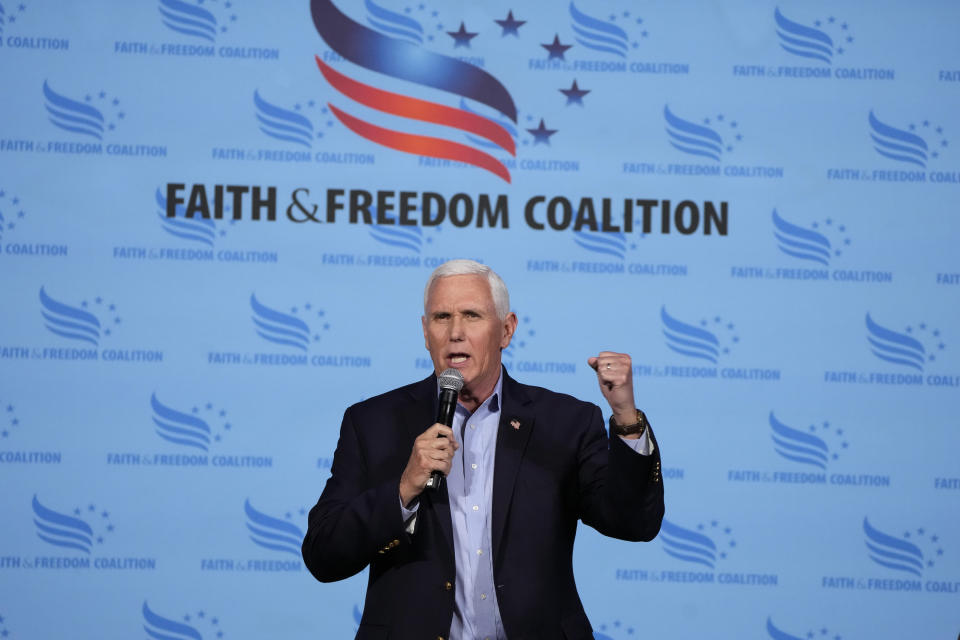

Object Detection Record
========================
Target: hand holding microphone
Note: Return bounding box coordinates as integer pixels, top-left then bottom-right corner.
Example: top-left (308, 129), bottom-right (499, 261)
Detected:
top-left (399, 369), bottom-right (464, 505)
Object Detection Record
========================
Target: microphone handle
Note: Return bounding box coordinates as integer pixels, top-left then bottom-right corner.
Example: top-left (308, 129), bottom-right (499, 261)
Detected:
top-left (425, 388), bottom-right (458, 490)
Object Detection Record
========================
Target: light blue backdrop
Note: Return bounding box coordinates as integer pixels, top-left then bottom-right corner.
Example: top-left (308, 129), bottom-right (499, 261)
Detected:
top-left (1, 1), bottom-right (958, 638)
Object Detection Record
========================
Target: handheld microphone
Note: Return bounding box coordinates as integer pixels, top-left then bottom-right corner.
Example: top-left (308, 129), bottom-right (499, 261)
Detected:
top-left (425, 368), bottom-right (464, 491)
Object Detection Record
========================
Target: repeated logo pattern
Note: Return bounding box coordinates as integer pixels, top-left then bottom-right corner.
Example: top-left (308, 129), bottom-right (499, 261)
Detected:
top-left (769, 412), bottom-right (847, 469)
top-left (774, 8), bottom-right (854, 63)
top-left (143, 601), bottom-right (226, 640)
top-left (32, 495), bottom-right (114, 553)
top-left (865, 314), bottom-right (943, 371)
top-left (868, 111), bottom-right (947, 167)
top-left (660, 307), bottom-right (738, 363)
top-left (158, 0), bottom-right (235, 42)
top-left (42, 81), bottom-right (123, 139)
top-left (659, 519), bottom-right (735, 569)
top-left (772, 209), bottom-right (850, 266)
top-left (39, 287), bottom-right (120, 346)
top-left (244, 499), bottom-right (304, 556)
top-left (863, 517), bottom-right (942, 576)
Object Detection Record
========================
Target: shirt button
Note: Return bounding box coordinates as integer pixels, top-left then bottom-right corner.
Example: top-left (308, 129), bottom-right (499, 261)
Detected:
top-left (480, 593), bottom-right (487, 600)
top-left (476, 549), bottom-right (483, 555)
top-left (471, 463), bottom-right (478, 469)
top-left (470, 424), bottom-right (476, 429)
top-left (472, 505), bottom-right (479, 511)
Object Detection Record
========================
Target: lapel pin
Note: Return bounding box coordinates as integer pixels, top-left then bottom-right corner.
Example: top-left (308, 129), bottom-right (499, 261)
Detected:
top-left (510, 418), bottom-right (521, 430)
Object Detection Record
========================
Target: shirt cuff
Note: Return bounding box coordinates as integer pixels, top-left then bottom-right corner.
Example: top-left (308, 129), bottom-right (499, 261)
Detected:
top-left (618, 430), bottom-right (654, 456)
top-left (399, 496), bottom-right (419, 534)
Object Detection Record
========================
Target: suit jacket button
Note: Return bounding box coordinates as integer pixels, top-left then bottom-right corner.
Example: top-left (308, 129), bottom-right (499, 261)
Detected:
top-left (444, 581), bottom-right (453, 591)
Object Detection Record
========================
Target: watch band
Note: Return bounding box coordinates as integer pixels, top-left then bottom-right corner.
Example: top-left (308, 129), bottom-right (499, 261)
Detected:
top-left (610, 409), bottom-right (648, 437)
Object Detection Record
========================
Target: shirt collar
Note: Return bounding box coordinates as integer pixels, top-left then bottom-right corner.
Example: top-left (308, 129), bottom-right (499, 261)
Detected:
top-left (439, 370), bottom-right (503, 416)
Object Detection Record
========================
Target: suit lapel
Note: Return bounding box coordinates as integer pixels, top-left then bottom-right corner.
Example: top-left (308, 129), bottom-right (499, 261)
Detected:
top-left (492, 369), bottom-right (534, 564)
top-left (401, 375), bottom-right (455, 563)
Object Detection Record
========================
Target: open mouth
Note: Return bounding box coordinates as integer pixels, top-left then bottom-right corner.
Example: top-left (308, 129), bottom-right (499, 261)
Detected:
top-left (448, 353), bottom-right (469, 365)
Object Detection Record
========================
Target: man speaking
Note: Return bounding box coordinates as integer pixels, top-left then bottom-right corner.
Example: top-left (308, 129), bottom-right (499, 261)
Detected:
top-left (302, 260), bottom-right (664, 639)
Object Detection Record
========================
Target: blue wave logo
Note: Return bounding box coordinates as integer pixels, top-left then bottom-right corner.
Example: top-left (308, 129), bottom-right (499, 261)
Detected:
top-left (158, 0), bottom-right (218, 42)
top-left (869, 111), bottom-right (930, 168)
top-left (32, 495), bottom-right (94, 553)
top-left (156, 187), bottom-right (217, 247)
top-left (368, 207), bottom-right (424, 253)
top-left (254, 90), bottom-right (316, 148)
top-left (39, 286), bottom-right (101, 346)
top-left (151, 393), bottom-right (212, 452)
top-left (142, 601), bottom-right (203, 640)
top-left (365, 0), bottom-right (423, 45)
top-left (244, 499), bottom-right (304, 556)
top-left (765, 617), bottom-right (806, 640)
top-left (660, 519), bottom-right (734, 569)
top-left (863, 517), bottom-right (925, 576)
top-left (569, 2), bottom-right (628, 58)
top-left (866, 313), bottom-right (926, 371)
top-left (573, 230), bottom-right (627, 260)
top-left (772, 209), bottom-right (833, 266)
top-left (43, 80), bottom-right (105, 140)
top-left (660, 306), bottom-right (738, 364)
top-left (769, 412), bottom-right (833, 469)
top-left (774, 8), bottom-right (833, 64)
top-left (664, 105), bottom-right (725, 161)
top-left (250, 294), bottom-right (313, 351)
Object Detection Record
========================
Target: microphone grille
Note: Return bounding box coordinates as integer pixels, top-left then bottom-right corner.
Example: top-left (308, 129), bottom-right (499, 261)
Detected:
top-left (438, 368), bottom-right (464, 392)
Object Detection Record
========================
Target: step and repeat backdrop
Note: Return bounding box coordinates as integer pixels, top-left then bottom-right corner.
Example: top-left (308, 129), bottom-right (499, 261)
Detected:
top-left (1, 0), bottom-right (958, 637)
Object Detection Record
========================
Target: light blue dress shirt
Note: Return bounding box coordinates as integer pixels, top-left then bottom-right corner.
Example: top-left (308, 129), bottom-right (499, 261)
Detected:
top-left (402, 372), bottom-right (653, 640)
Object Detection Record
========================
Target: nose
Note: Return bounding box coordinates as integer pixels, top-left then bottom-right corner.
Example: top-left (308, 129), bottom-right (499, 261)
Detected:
top-left (449, 315), bottom-right (465, 341)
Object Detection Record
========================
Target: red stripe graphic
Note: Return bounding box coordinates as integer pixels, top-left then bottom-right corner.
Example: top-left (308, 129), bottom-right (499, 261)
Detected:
top-left (327, 103), bottom-right (511, 183)
top-left (315, 56), bottom-right (515, 155)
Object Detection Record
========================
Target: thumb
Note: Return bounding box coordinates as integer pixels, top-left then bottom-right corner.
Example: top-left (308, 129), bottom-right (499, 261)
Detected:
top-left (587, 356), bottom-right (599, 371)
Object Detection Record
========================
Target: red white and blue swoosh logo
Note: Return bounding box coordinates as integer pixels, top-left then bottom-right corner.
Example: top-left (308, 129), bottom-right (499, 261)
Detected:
top-left (310, 0), bottom-right (517, 182)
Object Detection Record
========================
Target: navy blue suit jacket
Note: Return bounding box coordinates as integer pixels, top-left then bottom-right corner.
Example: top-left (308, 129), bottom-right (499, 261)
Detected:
top-left (302, 369), bottom-right (664, 640)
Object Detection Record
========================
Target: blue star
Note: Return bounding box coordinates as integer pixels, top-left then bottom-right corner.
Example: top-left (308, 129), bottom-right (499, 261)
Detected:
top-left (102, 510), bottom-right (109, 518)
top-left (494, 10), bottom-right (525, 37)
top-left (447, 22), bottom-right (478, 47)
top-left (205, 402), bottom-right (213, 410)
top-left (526, 119), bottom-right (557, 145)
top-left (541, 34), bottom-right (573, 60)
top-left (560, 80), bottom-right (590, 105)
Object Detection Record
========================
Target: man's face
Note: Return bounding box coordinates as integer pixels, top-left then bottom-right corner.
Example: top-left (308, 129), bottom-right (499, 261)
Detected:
top-left (422, 274), bottom-right (517, 397)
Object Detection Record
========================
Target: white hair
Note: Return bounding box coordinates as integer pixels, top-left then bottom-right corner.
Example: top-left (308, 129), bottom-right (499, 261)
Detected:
top-left (423, 259), bottom-right (510, 320)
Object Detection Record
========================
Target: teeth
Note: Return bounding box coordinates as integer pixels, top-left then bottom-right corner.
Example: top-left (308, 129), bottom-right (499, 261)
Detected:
top-left (450, 355), bottom-right (467, 363)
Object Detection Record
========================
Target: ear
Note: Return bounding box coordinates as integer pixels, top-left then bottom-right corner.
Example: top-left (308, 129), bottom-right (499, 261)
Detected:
top-left (500, 312), bottom-right (518, 349)
top-left (421, 315), bottom-right (429, 351)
